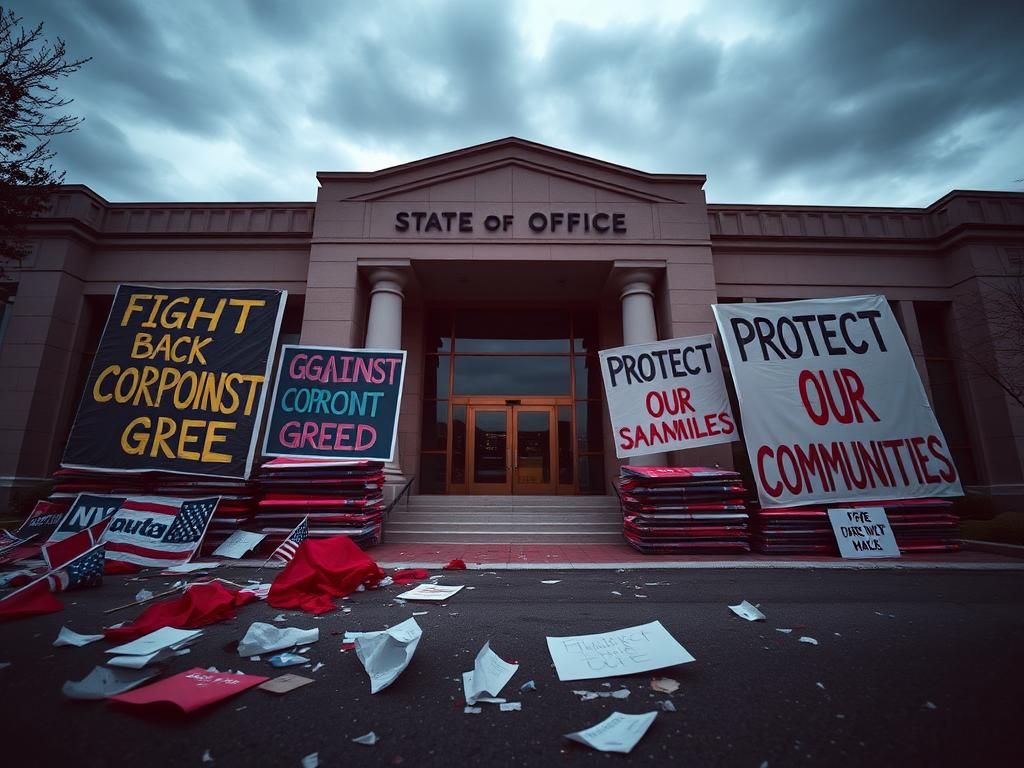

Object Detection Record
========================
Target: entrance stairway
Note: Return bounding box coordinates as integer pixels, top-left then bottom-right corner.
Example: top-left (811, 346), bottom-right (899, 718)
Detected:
top-left (383, 495), bottom-right (623, 544)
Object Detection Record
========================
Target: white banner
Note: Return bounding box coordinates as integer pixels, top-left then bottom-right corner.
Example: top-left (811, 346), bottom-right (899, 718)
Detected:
top-left (599, 335), bottom-right (738, 459)
top-left (713, 296), bottom-right (962, 508)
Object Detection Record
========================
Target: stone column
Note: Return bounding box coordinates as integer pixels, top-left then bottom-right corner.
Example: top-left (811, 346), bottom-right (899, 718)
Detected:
top-left (618, 268), bottom-right (667, 466)
top-left (363, 267), bottom-right (409, 489)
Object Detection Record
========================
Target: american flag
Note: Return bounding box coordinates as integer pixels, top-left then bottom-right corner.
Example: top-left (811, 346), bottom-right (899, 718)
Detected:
top-left (103, 496), bottom-right (219, 568)
top-left (269, 516), bottom-right (309, 564)
top-left (47, 543), bottom-right (105, 592)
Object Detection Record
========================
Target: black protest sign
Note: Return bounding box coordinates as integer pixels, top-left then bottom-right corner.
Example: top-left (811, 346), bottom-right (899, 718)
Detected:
top-left (61, 285), bottom-right (286, 478)
top-left (15, 500), bottom-right (68, 541)
top-left (262, 345), bottom-right (406, 461)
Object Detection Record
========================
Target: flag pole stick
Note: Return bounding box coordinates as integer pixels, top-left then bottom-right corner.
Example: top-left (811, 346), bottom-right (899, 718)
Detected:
top-left (103, 584), bottom-right (185, 615)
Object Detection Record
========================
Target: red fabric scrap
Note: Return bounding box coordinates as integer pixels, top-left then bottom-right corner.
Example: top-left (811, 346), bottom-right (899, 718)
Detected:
top-left (442, 559), bottom-right (467, 571)
top-left (104, 581), bottom-right (256, 642)
top-left (268, 536), bottom-right (384, 615)
top-left (0, 579), bottom-right (64, 622)
top-left (393, 568), bottom-right (429, 585)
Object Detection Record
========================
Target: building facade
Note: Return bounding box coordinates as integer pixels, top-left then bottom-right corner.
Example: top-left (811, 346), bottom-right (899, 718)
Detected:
top-left (2, 138), bottom-right (1023, 511)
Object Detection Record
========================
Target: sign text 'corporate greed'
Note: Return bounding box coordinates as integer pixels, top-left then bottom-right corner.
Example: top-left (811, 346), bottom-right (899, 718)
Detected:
top-left (263, 346), bottom-right (406, 462)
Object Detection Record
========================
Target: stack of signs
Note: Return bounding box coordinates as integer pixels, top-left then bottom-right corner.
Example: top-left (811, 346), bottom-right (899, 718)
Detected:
top-left (254, 458), bottom-right (387, 549)
top-left (617, 466), bottom-right (751, 554)
top-left (877, 499), bottom-right (960, 553)
top-left (749, 505), bottom-right (837, 555)
top-left (153, 475), bottom-right (259, 556)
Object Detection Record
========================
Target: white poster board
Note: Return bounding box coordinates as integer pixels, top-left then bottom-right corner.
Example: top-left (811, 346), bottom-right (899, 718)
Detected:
top-left (546, 620), bottom-right (695, 681)
top-left (827, 507), bottom-right (900, 558)
top-left (713, 296), bottom-right (962, 508)
top-left (599, 335), bottom-right (738, 459)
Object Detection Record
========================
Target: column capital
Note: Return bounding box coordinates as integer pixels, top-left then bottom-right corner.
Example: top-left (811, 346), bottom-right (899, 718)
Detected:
top-left (359, 260), bottom-right (416, 299)
top-left (607, 261), bottom-right (664, 299)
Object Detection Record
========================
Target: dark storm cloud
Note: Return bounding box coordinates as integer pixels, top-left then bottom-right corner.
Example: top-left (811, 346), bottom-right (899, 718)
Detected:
top-left (314, 0), bottom-right (528, 147)
top-left (4, 0), bottom-right (1021, 204)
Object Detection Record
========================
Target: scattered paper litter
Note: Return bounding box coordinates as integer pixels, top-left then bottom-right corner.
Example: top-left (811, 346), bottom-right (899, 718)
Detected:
top-left (395, 583), bottom-right (464, 602)
top-left (659, 700), bottom-right (677, 712)
top-left (611, 591), bottom-right (622, 596)
top-left (353, 617), bottom-right (422, 694)
top-left (301, 753), bottom-right (318, 768)
top-left (0, 662), bottom-right (10, 670)
top-left (237, 622), bottom-right (319, 657)
top-left (816, 682), bottom-right (825, 690)
top-left (540, 580), bottom-right (561, 585)
top-left (312, 662), bottom-right (324, 673)
top-left (729, 600), bottom-right (766, 622)
top-left (412, 611), bottom-right (429, 616)
top-left (565, 711), bottom-right (658, 754)
top-left (269, 653), bottom-right (308, 668)
top-left (352, 732), bottom-right (378, 746)
top-left (520, 680), bottom-right (536, 692)
top-left (202, 749), bottom-right (214, 763)
top-left (273, 614), bottom-right (286, 622)
top-left (464, 706), bottom-right (482, 714)
top-left (798, 636), bottom-right (819, 646)
top-left (134, 589), bottom-right (154, 602)
top-left (572, 689), bottom-right (630, 701)
top-left (500, 702), bottom-right (522, 711)
top-left (62, 666), bottom-right (161, 700)
top-left (298, 647), bottom-right (310, 654)
top-left (547, 621), bottom-right (694, 681)
top-left (463, 641), bottom-right (519, 705)
top-left (54, 626), bottom-right (105, 647)
top-left (650, 677), bottom-right (680, 694)
top-left (924, 701), bottom-right (937, 710)
top-left (775, 628), bottom-right (793, 634)
top-left (378, 576), bottom-right (394, 588)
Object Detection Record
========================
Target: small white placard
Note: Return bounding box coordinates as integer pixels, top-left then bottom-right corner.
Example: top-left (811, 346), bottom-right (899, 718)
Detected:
top-left (565, 711), bottom-right (658, 754)
top-left (827, 507), bottom-right (900, 558)
top-left (395, 584), bottom-right (464, 602)
top-left (213, 530), bottom-right (267, 559)
top-left (546, 620), bottom-right (694, 682)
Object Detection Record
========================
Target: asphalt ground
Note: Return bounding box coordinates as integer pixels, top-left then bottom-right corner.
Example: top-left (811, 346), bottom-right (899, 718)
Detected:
top-left (1, 567), bottom-right (1022, 767)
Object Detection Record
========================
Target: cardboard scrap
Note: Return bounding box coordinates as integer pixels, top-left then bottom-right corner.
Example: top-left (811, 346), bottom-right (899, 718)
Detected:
top-left (54, 626), bottom-right (105, 647)
top-left (258, 674), bottom-right (314, 695)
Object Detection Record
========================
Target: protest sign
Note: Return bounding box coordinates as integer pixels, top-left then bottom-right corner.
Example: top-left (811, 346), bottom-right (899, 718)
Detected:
top-left (48, 493), bottom-right (126, 542)
top-left (101, 496), bottom-right (218, 568)
top-left (62, 284), bottom-right (286, 479)
top-left (262, 345), bottom-right (406, 461)
top-left (546, 620), bottom-right (695, 681)
top-left (15, 501), bottom-right (67, 541)
top-left (108, 668), bottom-right (267, 713)
top-left (828, 507), bottom-right (900, 558)
top-left (713, 296), bottom-right (962, 508)
top-left (599, 335), bottom-right (737, 458)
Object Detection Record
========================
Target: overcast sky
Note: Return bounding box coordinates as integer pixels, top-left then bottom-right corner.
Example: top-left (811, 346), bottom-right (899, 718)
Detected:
top-left (9, 0), bottom-right (1024, 206)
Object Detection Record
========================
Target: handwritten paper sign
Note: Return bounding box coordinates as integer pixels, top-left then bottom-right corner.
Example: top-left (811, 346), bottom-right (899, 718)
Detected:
top-left (827, 507), bottom-right (900, 558)
top-left (714, 296), bottom-right (962, 508)
top-left (599, 335), bottom-right (737, 458)
top-left (546, 620), bottom-right (695, 681)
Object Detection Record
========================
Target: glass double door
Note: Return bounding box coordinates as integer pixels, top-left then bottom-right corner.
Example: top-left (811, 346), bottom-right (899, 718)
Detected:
top-left (467, 404), bottom-right (556, 494)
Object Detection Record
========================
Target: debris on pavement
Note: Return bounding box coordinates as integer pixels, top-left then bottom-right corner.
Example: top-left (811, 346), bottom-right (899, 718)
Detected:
top-left (798, 636), bottom-right (819, 646)
top-left (301, 752), bottom-right (319, 768)
top-left (540, 580), bottom-right (561, 584)
top-left (269, 653), bottom-right (309, 668)
top-left (463, 640), bottom-right (519, 705)
top-left (237, 622), bottom-right (319, 657)
top-left (729, 600), bottom-right (766, 621)
top-left (572, 689), bottom-right (630, 701)
top-left (162, 562), bottom-right (220, 574)
top-left (659, 700), bottom-right (677, 712)
top-left (464, 706), bottom-right (482, 714)
top-left (62, 665), bottom-right (161, 700)
top-left (775, 628), bottom-right (793, 634)
top-left (134, 589), bottom-right (154, 602)
top-left (500, 702), bottom-right (522, 711)
top-left (520, 680), bottom-right (536, 693)
top-left (924, 701), bottom-right (937, 710)
top-left (108, 668), bottom-right (268, 714)
top-left (202, 749), bottom-right (214, 763)
top-left (565, 711), bottom-right (658, 754)
top-left (213, 530), bottom-right (266, 559)
top-left (258, 674), bottom-right (314, 694)
top-left (650, 677), bottom-right (680, 694)
top-left (392, 568), bottom-right (429, 585)
top-left (104, 581), bottom-right (256, 642)
top-left (395, 583), bottom-right (464, 602)
top-left (442, 559), bottom-right (467, 570)
top-left (352, 617), bottom-right (423, 693)
top-left (547, 620), bottom-right (695, 681)
top-left (352, 732), bottom-right (378, 746)
top-left (53, 626), bottom-right (105, 647)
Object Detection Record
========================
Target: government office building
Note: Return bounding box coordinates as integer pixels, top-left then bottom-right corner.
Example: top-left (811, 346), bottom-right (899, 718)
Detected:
top-left (2, 138), bottom-right (1022, 513)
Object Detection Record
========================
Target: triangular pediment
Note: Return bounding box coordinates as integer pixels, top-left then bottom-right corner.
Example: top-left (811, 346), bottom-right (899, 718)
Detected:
top-left (318, 138), bottom-right (704, 204)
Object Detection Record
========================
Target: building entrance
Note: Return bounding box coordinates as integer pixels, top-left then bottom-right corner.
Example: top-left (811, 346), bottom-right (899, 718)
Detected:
top-left (464, 403), bottom-right (558, 494)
